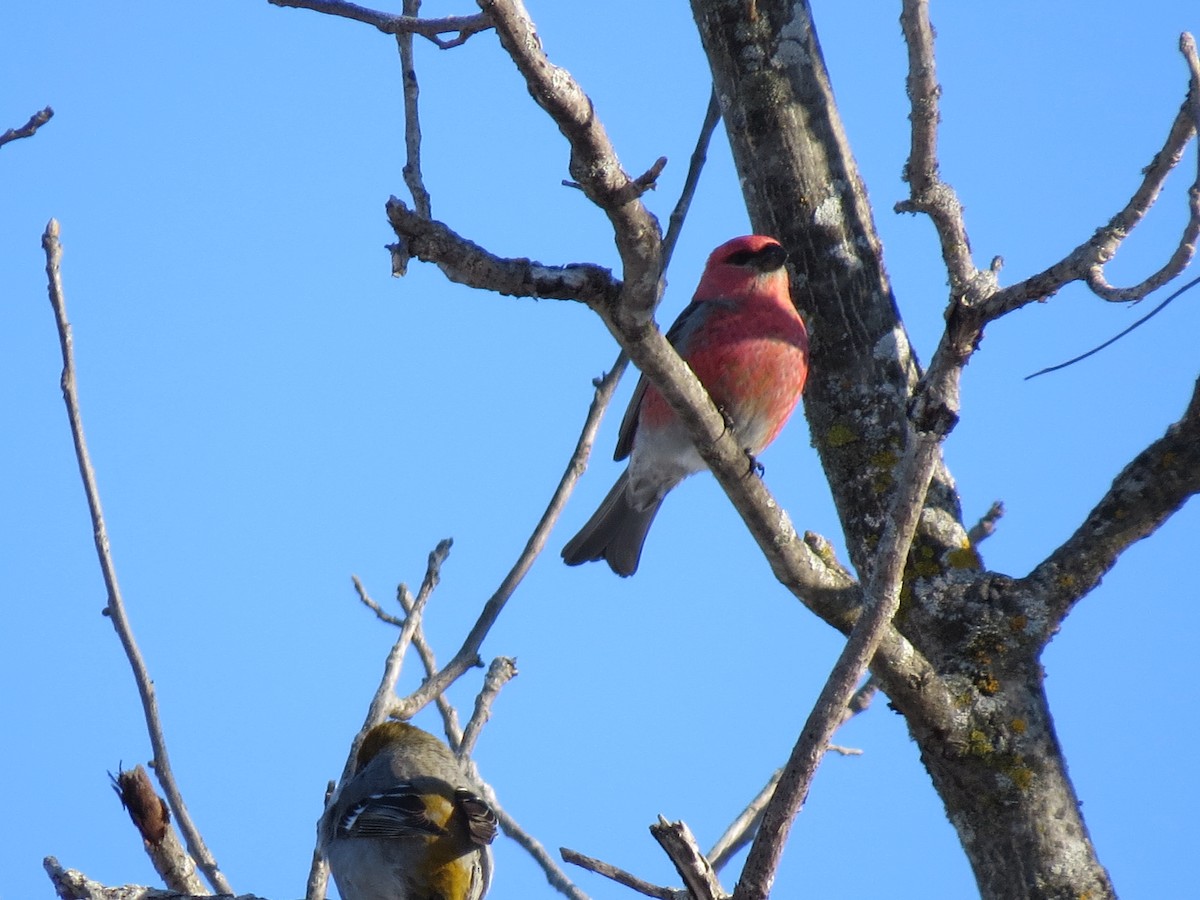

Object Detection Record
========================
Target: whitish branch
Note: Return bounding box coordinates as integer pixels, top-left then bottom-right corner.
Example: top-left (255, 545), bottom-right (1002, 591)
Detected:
top-left (268, 0), bottom-right (492, 49)
top-left (41, 220), bottom-right (232, 895)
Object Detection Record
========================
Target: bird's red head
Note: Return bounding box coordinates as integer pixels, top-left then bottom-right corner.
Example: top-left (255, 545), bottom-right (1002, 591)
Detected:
top-left (693, 235), bottom-right (790, 301)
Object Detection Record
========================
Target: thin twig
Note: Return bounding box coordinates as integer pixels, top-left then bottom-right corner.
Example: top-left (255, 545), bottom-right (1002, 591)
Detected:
top-left (479, 0), bottom-right (663, 318)
top-left (395, 581), bottom-right (463, 744)
top-left (308, 541), bottom-right (455, 900)
top-left (362, 539), bottom-right (453, 744)
top-left (707, 770), bottom-right (781, 874)
top-left (397, 0), bottom-right (432, 216)
top-left (391, 368), bottom-right (624, 718)
top-left (351, 574), bottom-right (403, 625)
top-left (1, 106), bottom-right (54, 148)
top-left (708, 678), bottom-right (875, 873)
top-left (967, 501), bottom-right (1005, 545)
top-left (734, 428), bottom-right (944, 900)
top-left (458, 656), bottom-right (517, 758)
top-left (1026, 273), bottom-right (1200, 379)
top-left (268, 0), bottom-right (492, 49)
top-left (662, 87), bottom-right (722, 269)
top-left (561, 848), bottom-right (680, 900)
top-left (41, 220), bottom-right (232, 896)
top-left (896, 0), bottom-right (978, 296)
top-left (985, 33), bottom-right (1200, 319)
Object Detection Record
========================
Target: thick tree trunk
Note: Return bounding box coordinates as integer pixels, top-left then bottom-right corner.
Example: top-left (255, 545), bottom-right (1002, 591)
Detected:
top-left (690, 2), bottom-right (1115, 897)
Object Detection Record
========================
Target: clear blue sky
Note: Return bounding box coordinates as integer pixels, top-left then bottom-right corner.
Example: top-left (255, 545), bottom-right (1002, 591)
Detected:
top-left (3, 2), bottom-right (1197, 898)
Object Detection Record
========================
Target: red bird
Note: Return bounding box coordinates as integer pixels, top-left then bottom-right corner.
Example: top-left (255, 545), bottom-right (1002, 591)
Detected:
top-left (562, 235), bottom-right (810, 576)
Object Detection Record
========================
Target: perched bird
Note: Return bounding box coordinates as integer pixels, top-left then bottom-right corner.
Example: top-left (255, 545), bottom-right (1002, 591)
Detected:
top-left (561, 234), bottom-right (809, 577)
top-left (320, 721), bottom-right (497, 900)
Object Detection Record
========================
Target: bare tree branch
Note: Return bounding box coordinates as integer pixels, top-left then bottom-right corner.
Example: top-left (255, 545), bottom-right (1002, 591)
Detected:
top-left (359, 540), bottom-right (454, 746)
top-left (734, 423), bottom-right (946, 900)
top-left (896, 0), bottom-right (979, 297)
top-left (1, 105), bottom-right (54, 148)
top-left (44, 857), bottom-right (260, 900)
top-left (458, 656), bottom-right (517, 757)
top-left (478, 0), bottom-right (663, 320)
top-left (387, 198), bottom-right (620, 299)
top-left (561, 848), bottom-right (681, 900)
top-left (707, 678), bottom-right (875, 873)
top-left (967, 501), bottom-right (1005, 546)
top-left (268, 0), bottom-right (492, 49)
top-left (651, 818), bottom-right (727, 900)
top-left (396, 0), bottom-right (431, 215)
top-left (984, 33), bottom-right (1200, 318)
top-left (41, 220), bottom-right (232, 896)
top-left (110, 767), bottom-right (206, 895)
top-left (395, 581), bottom-right (464, 742)
top-left (1021, 373), bottom-right (1200, 639)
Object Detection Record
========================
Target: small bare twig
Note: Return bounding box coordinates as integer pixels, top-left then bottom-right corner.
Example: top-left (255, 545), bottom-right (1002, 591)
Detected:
top-left (110, 766), bottom-right (206, 895)
top-left (351, 574), bottom-right (403, 625)
top-left (397, 0), bottom-right (431, 216)
top-left (561, 847), bottom-right (681, 900)
top-left (985, 33), bottom-right (1200, 319)
top-left (651, 818), bottom-right (728, 900)
top-left (967, 501), bottom-right (1005, 545)
top-left (662, 88), bottom-right (722, 269)
top-left (309, 541), bottom-right (456, 900)
top-left (479, 0), bottom-right (663, 318)
top-left (708, 678), bottom-right (876, 873)
top-left (707, 770), bottom-right (781, 874)
top-left (1, 106), bottom-right (54, 148)
top-left (458, 656), bottom-right (517, 758)
top-left (44, 857), bottom-right (264, 900)
top-left (896, 0), bottom-right (979, 297)
top-left (361, 539), bottom-right (454, 742)
top-left (390, 366), bottom-right (625, 719)
top-left (396, 581), bottom-right (463, 743)
top-left (41, 220), bottom-right (232, 896)
top-left (268, 0), bottom-right (492, 49)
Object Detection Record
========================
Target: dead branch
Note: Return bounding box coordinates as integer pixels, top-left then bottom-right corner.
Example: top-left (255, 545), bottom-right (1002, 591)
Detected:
top-left (396, 0), bottom-right (431, 215)
top-left (41, 220), bottom-right (232, 895)
top-left (268, 0), bottom-right (492, 49)
top-left (44, 857), bottom-right (258, 900)
top-left (110, 767), bottom-right (206, 895)
top-left (1, 106), bottom-right (54, 148)
top-left (1021, 374), bottom-right (1200, 637)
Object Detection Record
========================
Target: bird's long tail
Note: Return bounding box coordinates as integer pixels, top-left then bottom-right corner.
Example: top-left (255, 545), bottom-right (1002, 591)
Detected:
top-left (561, 470), bottom-right (662, 577)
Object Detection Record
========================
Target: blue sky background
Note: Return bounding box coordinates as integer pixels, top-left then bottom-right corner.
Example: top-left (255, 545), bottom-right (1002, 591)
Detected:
top-left (3, 2), bottom-right (1197, 898)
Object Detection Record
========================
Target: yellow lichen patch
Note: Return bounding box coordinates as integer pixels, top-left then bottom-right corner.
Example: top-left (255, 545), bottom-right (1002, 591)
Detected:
top-left (1056, 573), bottom-right (1076, 590)
top-left (1010, 718), bottom-right (1027, 734)
top-left (967, 730), bottom-right (993, 757)
top-left (869, 449), bottom-right (899, 469)
top-left (975, 673), bottom-right (1000, 695)
top-left (827, 423), bottom-right (858, 447)
top-left (910, 543), bottom-right (941, 578)
top-left (1009, 614), bottom-right (1028, 633)
top-left (946, 545), bottom-right (980, 570)
top-left (1004, 763), bottom-right (1034, 791)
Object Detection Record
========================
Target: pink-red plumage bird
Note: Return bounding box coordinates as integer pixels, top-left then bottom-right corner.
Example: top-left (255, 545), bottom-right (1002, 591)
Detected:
top-left (561, 235), bottom-right (810, 576)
